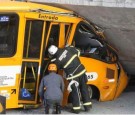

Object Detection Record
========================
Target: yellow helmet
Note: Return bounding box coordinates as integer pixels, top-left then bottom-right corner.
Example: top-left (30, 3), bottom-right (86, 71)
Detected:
top-left (48, 64), bottom-right (57, 71)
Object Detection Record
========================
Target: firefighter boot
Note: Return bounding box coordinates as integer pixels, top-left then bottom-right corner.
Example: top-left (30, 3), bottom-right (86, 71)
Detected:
top-left (84, 104), bottom-right (92, 112)
top-left (71, 109), bottom-right (80, 114)
top-left (45, 106), bottom-right (49, 114)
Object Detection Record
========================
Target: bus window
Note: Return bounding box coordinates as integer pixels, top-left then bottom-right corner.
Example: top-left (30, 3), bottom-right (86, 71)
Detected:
top-left (65, 25), bottom-right (69, 39)
top-left (23, 20), bottom-right (43, 59)
top-left (0, 13), bottom-right (19, 57)
top-left (105, 46), bottom-right (118, 63)
top-left (48, 24), bottom-right (59, 46)
top-left (44, 24), bottom-right (60, 57)
top-left (73, 22), bottom-right (118, 63)
top-left (65, 24), bottom-right (72, 46)
top-left (73, 22), bottom-right (105, 60)
top-left (73, 22), bottom-right (102, 52)
top-left (73, 22), bottom-right (102, 49)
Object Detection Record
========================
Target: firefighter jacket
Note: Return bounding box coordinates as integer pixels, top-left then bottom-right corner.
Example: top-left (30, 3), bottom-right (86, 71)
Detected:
top-left (52, 46), bottom-right (86, 80)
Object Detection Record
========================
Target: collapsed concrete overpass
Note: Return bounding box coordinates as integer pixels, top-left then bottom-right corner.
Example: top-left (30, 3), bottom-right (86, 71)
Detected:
top-left (30, 0), bottom-right (135, 76)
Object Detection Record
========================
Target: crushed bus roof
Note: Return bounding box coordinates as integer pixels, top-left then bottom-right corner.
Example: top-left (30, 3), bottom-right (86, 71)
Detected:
top-left (0, 1), bottom-right (73, 14)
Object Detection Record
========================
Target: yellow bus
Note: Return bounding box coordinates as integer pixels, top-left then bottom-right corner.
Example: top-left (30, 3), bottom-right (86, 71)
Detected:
top-left (0, 1), bottom-right (128, 109)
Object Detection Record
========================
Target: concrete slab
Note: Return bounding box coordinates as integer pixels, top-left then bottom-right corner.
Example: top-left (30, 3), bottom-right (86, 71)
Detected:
top-left (29, 1), bottom-right (135, 76)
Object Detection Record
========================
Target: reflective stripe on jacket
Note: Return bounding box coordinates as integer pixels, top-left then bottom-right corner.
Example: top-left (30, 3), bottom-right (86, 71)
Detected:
top-left (54, 46), bottom-right (85, 79)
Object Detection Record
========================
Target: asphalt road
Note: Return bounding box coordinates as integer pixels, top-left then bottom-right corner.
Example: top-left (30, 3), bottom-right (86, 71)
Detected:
top-left (6, 85), bottom-right (135, 114)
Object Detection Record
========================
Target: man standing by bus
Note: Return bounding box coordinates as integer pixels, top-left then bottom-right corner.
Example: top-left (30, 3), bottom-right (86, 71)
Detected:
top-left (39, 63), bottom-right (64, 114)
top-left (48, 45), bottom-right (92, 114)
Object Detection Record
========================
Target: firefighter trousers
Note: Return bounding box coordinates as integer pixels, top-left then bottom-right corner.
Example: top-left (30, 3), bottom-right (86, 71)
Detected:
top-left (69, 73), bottom-right (92, 111)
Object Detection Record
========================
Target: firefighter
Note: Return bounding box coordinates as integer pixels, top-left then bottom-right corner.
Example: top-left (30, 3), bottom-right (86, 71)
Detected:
top-left (48, 45), bottom-right (92, 114)
top-left (38, 63), bottom-right (65, 114)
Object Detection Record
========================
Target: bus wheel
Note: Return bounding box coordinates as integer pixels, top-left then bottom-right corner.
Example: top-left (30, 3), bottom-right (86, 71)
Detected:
top-left (88, 86), bottom-right (93, 99)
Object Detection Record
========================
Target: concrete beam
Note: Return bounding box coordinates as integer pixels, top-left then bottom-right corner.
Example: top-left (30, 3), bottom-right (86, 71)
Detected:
top-left (30, 0), bottom-right (135, 8)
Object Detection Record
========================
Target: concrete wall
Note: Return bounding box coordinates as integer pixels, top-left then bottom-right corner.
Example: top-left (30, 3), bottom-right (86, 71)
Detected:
top-left (30, 0), bottom-right (135, 8)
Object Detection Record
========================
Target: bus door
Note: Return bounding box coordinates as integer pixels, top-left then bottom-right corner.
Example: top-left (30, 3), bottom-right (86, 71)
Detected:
top-left (42, 22), bottom-right (72, 76)
top-left (42, 22), bottom-right (60, 76)
top-left (42, 22), bottom-right (72, 106)
top-left (19, 19), bottom-right (45, 104)
top-left (19, 19), bottom-right (72, 104)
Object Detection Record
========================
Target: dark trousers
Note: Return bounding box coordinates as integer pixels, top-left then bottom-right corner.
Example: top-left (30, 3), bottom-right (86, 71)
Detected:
top-left (44, 99), bottom-right (61, 114)
top-left (69, 74), bottom-right (92, 111)
top-left (0, 95), bottom-right (6, 114)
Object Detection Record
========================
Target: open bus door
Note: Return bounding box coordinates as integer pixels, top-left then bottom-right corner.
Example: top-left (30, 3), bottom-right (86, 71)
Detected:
top-left (18, 18), bottom-right (45, 106)
top-left (42, 22), bottom-right (72, 106)
top-left (18, 14), bottom-right (72, 107)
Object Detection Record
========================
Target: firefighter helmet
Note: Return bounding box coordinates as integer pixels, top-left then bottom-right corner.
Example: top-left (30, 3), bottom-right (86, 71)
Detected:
top-left (48, 64), bottom-right (57, 71)
top-left (48, 45), bottom-right (58, 55)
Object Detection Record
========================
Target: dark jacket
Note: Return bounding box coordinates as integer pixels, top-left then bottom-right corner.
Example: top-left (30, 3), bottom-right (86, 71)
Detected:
top-left (52, 46), bottom-right (86, 80)
top-left (38, 72), bottom-right (64, 101)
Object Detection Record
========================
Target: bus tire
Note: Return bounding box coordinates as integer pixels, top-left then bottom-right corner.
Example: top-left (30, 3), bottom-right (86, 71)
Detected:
top-left (88, 85), bottom-right (100, 100)
top-left (88, 85), bottom-right (93, 99)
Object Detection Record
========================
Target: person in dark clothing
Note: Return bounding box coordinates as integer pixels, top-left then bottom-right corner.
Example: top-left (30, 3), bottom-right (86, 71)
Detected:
top-left (48, 45), bottom-right (92, 114)
top-left (38, 63), bottom-right (64, 114)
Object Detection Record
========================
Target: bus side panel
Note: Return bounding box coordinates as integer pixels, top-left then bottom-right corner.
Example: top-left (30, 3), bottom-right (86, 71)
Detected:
top-left (0, 73), bottom-right (20, 109)
top-left (114, 64), bottom-right (129, 99)
top-left (80, 57), bottom-right (118, 101)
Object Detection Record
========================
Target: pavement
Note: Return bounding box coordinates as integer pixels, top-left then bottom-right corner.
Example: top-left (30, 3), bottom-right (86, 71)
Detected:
top-left (6, 85), bottom-right (135, 114)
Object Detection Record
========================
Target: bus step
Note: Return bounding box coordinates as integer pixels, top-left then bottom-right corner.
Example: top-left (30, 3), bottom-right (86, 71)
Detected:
top-left (24, 104), bottom-right (41, 109)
